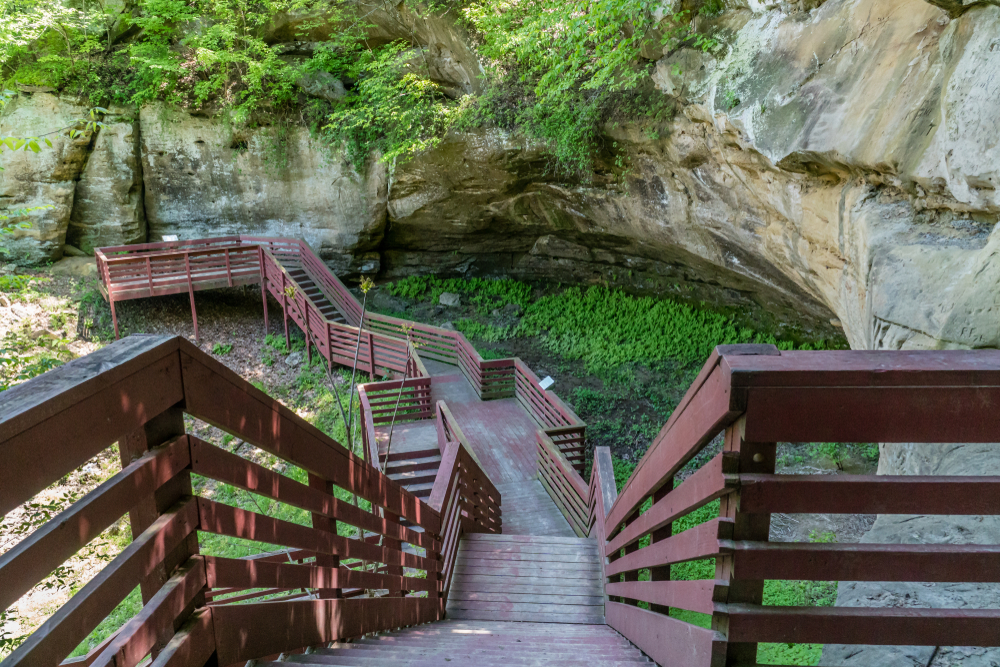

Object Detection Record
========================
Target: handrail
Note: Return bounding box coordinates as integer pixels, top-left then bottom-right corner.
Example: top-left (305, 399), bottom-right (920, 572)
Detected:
top-left (427, 400), bottom-right (502, 598)
top-left (516, 359), bottom-right (586, 472)
top-left (95, 236), bottom-right (589, 470)
top-left (532, 343), bottom-right (1000, 666)
top-left (0, 335), bottom-right (455, 667)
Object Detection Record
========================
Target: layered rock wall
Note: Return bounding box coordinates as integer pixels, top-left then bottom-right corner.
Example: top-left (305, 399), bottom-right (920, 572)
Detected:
top-left (2, 0), bottom-right (998, 351)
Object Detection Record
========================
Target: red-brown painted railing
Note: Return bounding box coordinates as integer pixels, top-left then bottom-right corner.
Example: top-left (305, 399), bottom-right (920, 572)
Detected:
top-left (533, 343), bottom-right (1000, 666)
top-left (97, 236), bottom-right (588, 468)
top-left (0, 335), bottom-right (498, 667)
top-left (429, 401), bottom-right (503, 596)
top-left (358, 342), bottom-right (433, 472)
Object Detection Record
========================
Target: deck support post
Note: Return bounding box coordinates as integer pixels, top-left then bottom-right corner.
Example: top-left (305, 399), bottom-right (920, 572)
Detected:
top-left (259, 247), bottom-right (269, 333)
top-left (281, 272), bottom-right (290, 352)
top-left (110, 297), bottom-right (120, 340)
top-left (184, 253), bottom-right (199, 341)
top-left (305, 305), bottom-right (312, 365)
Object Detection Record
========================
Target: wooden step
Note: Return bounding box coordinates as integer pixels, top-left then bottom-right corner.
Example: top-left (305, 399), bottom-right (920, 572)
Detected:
top-left (389, 470), bottom-right (438, 486)
top-left (385, 454), bottom-right (442, 474)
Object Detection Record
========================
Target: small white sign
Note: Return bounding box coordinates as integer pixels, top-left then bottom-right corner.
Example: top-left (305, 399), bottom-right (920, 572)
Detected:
top-left (162, 234), bottom-right (179, 242)
top-left (539, 376), bottom-right (555, 390)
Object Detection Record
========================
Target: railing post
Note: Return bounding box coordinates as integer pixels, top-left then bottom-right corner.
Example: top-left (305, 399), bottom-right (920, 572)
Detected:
top-left (714, 416), bottom-right (775, 665)
top-left (281, 271), bottom-right (290, 352)
top-left (224, 247), bottom-right (232, 287)
top-left (259, 246), bottom-right (269, 333)
top-left (119, 404), bottom-right (203, 654)
top-left (327, 320), bottom-right (333, 373)
top-left (305, 303), bottom-right (312, 366)
top-left (649, 481), bottom-right (672, 615)
top-left (307, 473), bottom-right (342, 600)
top-left (184, 253), bottom-right (199, 342)
top-left (367, 331), bottom-right (376, 380)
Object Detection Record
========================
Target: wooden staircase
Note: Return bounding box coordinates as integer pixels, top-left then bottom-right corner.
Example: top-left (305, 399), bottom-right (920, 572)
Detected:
top-left (257, 619), bottom-right (650, 666)
top-left (383, 448), bottom-right (442, 501)
top-left (447, 533), bottom-right (606, 624)
top-left (285, 265), bottom-right (350, 326)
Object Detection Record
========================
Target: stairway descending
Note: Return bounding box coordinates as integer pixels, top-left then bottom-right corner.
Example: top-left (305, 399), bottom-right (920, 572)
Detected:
top-left (447, 533), bottom-right (606, 624)
top-left (383, 447), bottom-right (442, 501)
top-left (286, 265), bottom-right (349, 326)
top-left (259, 619), bottom-right (650, 666)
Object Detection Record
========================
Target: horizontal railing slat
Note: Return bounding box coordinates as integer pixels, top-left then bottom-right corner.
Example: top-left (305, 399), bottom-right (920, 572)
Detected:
top-left (1, 500), bottom-right (199, 667)
top-left (0, 436), bottom-right (191, 612)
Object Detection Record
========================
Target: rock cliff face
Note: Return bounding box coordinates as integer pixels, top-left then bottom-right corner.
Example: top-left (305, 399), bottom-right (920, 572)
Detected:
top-left (3, 0), bottom-right (998, 352)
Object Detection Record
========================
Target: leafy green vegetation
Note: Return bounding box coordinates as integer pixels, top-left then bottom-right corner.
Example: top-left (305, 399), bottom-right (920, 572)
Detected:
top-left (462, 0), bottom-right (718, 174)
top-left (386, 275), bottom-right (532, 312)
top-left (520, 285), bottom-right (825, 374)
top-left (212, 342), bottom-right (234, 355)
top-left (1, 0), bottom-right (729, 176)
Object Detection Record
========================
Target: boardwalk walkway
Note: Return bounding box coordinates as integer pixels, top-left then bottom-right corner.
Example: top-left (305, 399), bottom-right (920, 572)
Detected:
top-left (379, 358), bottom-right (577, 538)
top-left (10, 246), bottom-right (994, 667)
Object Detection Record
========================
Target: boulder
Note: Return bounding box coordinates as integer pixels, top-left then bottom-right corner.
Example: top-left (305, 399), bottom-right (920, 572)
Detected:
top-left (49, 257), bottom-right (97, 278)
top-left (439, 292), bottom-right (461, 307)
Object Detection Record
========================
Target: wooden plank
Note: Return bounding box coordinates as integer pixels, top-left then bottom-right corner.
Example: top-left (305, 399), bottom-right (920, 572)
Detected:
top-left (606, 601), bottom-right (726, 666)
top-left (739, 473), bottom-right (1000, 515)
top-left (446, 591), bottom-right (605, 604)
top-left (189, 437), bottom-right (440, 552)
top-left (2, 500), bottom-right (199, 667)
top-left (459, 542), bottom-right (598, 555)
top-left (452, 565), bottom-right (601, 579)
top-left (91, 558), bottom-right (207, 667)
top-left (463, 534), bottom-right (594, 545)
top-left (445, 600), bottom-right (604, 614)
top-left (455, 550), bottom-right (599, 564)
top-left (605, 579), bottom-right (726, 615)
top-left (211, 596), bottom-right (438, 664)
top-left (449, 579), bottom-right (603, 596)
top-left (0, 436), bottom-right (190, 612)
top-left (196, 498), bottom-right (440, 573)
top-left (204, 555), bottom-right (436, 593)
top-left (607, 452), bottom-right (738, 553)
top-left (445, 609), bottom-right (604, 624)
top-left (0, 335), bottom-right (184, 515)
top-left (743, 386), bottom-right (1000, 443)
top-left (606, 518), bottom-right (733, 577)
top-left (728, 541), bottom-right (1000, 582)
top-left (726, 603), bottom-right (1000, 646)
top-left (146, 608), bottom-right (216, 667)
